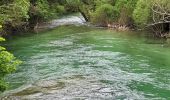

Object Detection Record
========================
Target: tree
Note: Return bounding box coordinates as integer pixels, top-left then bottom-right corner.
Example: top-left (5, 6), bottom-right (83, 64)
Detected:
top-left (0, 0), bottom-right (30, 35)
top-left (149, 0), bottom-right (170, 37)
top-left (133, 0), bottom-right (152, 27)
top-left (133, 0), bottom-right (170, 37)
top-left (0, 37), bottom-right (21, 92)
top-left (114, 0), bottom-right (138, 26)
top-left (150, 0), bottom-right (170, 25)
top-left (91, 4), bottom-right (114, 26)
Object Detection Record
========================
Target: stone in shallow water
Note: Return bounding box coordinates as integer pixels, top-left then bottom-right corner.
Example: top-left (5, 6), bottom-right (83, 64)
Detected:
top-left (12, 86), bottom-right (41, 96)
top-left (1, 80), bottom-right (66, 99)
top-left (98, 87), bottom-right (113, 93)
top-left (34, 80), bottom-right (65, 89)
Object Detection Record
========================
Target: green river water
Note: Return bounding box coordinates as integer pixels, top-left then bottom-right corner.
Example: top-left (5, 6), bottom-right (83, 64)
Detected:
top-left (1, 25), bottom-right (170, 100)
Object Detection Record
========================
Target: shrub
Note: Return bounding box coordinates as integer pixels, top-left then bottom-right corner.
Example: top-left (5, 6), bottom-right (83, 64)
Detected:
top-left (51, 5), bottom-right (66, 16)
top-left (91, 4), bottom-right (114, 26)
top-left (132, 0), bottom-right (151, 27)
top-left (35, 0), bottom-right (50, 20)
top-left (114, 0), bottom-right (138, 25)
top-left (0, 37), bottom-right (21, 92)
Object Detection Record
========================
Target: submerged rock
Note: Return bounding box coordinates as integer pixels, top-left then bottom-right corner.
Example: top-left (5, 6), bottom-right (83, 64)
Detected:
top-left (12, 86), bottom-right (41, 96)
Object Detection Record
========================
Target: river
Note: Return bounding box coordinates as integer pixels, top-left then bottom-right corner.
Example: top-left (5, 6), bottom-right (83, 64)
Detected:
top-left (1, 16), bottom-right (170, 100)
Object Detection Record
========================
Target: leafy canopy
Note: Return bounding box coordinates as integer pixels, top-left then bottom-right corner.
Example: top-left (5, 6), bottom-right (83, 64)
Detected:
top-left (0, 37), bottom-right (22, 92)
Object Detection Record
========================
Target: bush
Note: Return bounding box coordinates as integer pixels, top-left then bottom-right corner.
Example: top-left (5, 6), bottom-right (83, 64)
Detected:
top-left (0, 79), bottom-right (7, 92)
top-left (56, 5), bottom-right (66, 15)
top-left (0, 37), bottom-right (21, 92)
top-left (132, 0), bottom-right (151, 27)
top-left (91, 4), bottom-right (114, 26)
top-left (51, 5), bottom-right (66, 16)
top-left (35, 0), bottom-right (50, 20)
top-left (114, 0), bottom-right (138, 25)
top-left (0, 0), bottom-right (30, 26)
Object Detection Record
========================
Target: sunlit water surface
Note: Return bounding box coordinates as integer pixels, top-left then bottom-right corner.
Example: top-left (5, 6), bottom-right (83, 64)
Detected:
top-left (1, 26), bottom-right (170, 100)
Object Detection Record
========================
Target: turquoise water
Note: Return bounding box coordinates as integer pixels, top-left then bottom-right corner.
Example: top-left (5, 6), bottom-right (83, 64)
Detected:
top-left (1, 26), bottom-right (170, 99)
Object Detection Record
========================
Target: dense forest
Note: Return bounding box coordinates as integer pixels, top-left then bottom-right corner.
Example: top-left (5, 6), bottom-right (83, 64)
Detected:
top-left (0, 0), bottom-right (169, 37)
top-left (0, 0), bottom-right (170, 93)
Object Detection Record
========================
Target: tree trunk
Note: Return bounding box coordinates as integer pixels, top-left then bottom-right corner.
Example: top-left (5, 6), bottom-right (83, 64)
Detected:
top-left (78, 9), bottom-right (89, 22)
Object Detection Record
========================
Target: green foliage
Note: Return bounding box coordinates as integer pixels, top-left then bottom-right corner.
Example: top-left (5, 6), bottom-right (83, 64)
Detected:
top-left (35, 0), bottom-right (50, 19)
top-left (55, 5), bottom-right (66, 15)
top-left (51, 4), bottom-right (66, 16)
top-left (66, 0), bottom-right (80, 7)
top-left (113, 0), bottom-right (138, 25)
top-left (13, 0), bottom-right (30, 19)
top-left (30, 0), bottom-right (67, 20)
top-left (0, 37), bottom-right (22, 92)
top-left (0, 0), bottom-right (30, 26)
top-left (114, 0), bottom-right (137, 17)
top-left (0, 80), bottom-right (7, 92)
top-left (64, 0), bottom-right (81, 12)
top-left (0, 0), bottom-right (169, 35)
top-left (94, 0), bottom-right (112, 7)
top-left (92, 4), bottom-right (114, 25)
top-left (133, 0), bottom-right (151, 27)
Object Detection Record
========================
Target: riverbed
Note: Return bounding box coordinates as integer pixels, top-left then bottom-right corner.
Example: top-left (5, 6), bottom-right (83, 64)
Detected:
top-left (1, 20), bottom-right (170, 99)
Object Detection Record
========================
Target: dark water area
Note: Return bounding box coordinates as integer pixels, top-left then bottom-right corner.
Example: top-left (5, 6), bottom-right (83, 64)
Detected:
top-left (1, 25), bottom-right (170, 100)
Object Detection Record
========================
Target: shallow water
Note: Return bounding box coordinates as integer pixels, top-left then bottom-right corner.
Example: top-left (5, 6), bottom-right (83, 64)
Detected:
top-left (1, 26), bottom-right (170, 100)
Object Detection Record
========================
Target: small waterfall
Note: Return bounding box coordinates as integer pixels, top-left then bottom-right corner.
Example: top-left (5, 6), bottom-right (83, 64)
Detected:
top-left (38, 14), bottom-right (86, 30)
